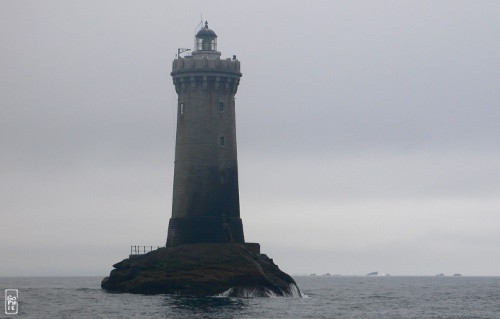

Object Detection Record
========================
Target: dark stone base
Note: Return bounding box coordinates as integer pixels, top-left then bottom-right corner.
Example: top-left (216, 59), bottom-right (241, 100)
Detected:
top-left (166, 217), bottom-right (244, 246)
top-left (101, 243), bottom-right (301, 297)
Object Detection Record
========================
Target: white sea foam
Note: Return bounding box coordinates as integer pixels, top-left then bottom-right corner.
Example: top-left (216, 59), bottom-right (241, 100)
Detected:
top-left (216, 288), bottom-right (234, 297)
top-left (216, 287), bottom-right (262, 298)
top-left (238, 288), bottom-right (260, 298)
top-left (215, 284), bottom-right (304, 298)
top-left (286, 283), bottom-right (304, 298)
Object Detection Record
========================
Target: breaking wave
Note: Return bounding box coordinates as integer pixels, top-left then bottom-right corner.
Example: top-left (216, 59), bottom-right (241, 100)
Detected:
top-left (216, 284), bottom-right (303, 298)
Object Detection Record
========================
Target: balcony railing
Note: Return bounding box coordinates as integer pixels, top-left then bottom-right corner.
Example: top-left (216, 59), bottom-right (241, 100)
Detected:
top-left (130, 245), bottom-right (163, 256)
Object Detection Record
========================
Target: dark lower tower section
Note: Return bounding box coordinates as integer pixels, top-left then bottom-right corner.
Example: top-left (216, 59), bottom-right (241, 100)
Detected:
top-left (167, 24), bottom-right (244, 246)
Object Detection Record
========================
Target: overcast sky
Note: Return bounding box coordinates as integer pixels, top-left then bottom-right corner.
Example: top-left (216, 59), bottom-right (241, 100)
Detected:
top-left (1, 0), bottom-right (499, 276)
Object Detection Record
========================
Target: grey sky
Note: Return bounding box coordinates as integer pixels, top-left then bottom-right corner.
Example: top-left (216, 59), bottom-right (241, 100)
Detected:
top-left (1, 1), bottom-right (499, 276)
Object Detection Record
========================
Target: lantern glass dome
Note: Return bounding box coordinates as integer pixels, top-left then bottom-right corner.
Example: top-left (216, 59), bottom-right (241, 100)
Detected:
top-left (195, 21), bottom-right (217, 51)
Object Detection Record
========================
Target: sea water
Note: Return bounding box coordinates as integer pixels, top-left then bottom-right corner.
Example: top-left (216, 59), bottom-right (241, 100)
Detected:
top-left (1, 276), bottom-right (499, 318)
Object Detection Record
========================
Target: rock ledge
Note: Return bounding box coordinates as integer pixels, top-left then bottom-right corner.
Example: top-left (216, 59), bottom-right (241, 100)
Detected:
top-left (101, 243), bottom-right (301, 297)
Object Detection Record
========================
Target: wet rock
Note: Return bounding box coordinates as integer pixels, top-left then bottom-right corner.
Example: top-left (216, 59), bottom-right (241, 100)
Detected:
top-left (101, 243), bottom-right (301, 297)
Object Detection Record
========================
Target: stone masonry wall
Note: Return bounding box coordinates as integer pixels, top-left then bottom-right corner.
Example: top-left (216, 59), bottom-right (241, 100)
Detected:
top-left (167, 55), bottom-right (244, 246)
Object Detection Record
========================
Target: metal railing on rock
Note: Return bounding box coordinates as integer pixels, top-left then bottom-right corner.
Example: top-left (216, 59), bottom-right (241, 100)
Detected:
top-left (130, 245), bottom-right (163, 255)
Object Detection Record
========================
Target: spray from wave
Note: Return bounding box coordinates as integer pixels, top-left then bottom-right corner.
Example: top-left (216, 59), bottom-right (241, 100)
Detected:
top-left (216, 283), bottom-right (303, 298)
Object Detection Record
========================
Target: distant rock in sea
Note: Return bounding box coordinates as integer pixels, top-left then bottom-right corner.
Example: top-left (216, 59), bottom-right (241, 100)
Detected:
top-left (435, 273), bottom-right (445, 277)
top-left (453, 273), bottom-right (462, 277)
top-left (367, 271), bottom-right (389, 276)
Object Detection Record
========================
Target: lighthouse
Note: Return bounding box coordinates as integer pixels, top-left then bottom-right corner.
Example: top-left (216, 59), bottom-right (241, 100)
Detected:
top-left (102, 22), bottom-right (300, 296)
top-left (167, 22), bottom-right (245, 247)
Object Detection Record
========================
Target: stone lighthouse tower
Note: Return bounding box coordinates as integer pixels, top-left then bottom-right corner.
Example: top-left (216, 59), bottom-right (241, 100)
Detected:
top-left (167, 22), bottom-right (244, 246)
top-left (102, 22), bottom-right (300, 296)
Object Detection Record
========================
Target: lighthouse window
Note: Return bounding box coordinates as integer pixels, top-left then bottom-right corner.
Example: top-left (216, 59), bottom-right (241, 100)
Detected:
top-left (180, 103), bottom-right (184, 115)
top-left (219, 136), bottom-right (224, 145)
top-left (219, 102), bottom-right (224, 112)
